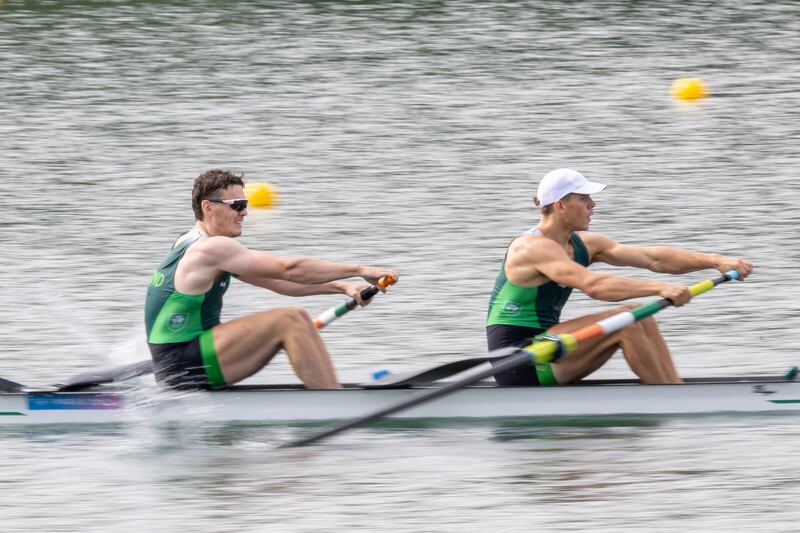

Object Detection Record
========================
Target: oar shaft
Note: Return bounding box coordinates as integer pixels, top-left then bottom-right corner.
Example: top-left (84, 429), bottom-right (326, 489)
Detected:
top-left (282, 350), bottom-right (533, 448)
top-left (525, 270), bottom-right (740, 364)
top-left (313, 276), bottom-right (395, 329)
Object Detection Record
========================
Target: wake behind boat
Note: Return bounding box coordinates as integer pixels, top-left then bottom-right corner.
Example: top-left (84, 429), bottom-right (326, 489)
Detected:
top-left (1, 365), bottom-right (799, 426)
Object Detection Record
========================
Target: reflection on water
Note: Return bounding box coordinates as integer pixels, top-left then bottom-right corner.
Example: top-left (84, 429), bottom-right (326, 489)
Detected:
top-left (1, 411), bottom-right (800, 529)
top-left (490, 416), bottom-right (663, 443)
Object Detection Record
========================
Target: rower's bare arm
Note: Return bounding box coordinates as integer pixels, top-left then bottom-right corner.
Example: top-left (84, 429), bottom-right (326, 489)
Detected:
top-left (241, 277), bottom-right (376, 306)
top-left (200, 237), bottom-right (398, 286)
top-left (588, 234), bottom-right (753, 279)
top-left (238, 277), bottom-right (345, 296)
top-left (509, 238), bottom-right (689, 304)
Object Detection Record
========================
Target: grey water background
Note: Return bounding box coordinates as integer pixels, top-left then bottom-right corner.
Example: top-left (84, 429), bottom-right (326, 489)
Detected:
top-left (1, 0), bottom-right (800, 531)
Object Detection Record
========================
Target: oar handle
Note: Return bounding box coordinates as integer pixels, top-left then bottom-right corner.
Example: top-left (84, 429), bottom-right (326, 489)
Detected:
top-left (313, 276), bottom-right (396, 329)
top-left (688, 269), bottom-right (740, 298)
top-left (350, 276), bottom-right (396, 310)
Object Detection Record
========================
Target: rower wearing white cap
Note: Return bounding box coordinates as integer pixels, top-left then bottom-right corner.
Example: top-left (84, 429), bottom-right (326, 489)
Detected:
top-left (486, 168), bottom-right (753, 386)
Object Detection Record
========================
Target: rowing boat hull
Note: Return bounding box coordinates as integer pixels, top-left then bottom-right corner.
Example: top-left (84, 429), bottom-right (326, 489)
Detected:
top-left (1, 377), bottom-right (799, 425)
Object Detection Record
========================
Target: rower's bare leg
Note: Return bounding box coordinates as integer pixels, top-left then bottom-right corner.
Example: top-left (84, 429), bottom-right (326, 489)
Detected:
top-left (546, 306), bottom-right (681, 384)
top-left (637, 316), bottom-right (682, 382)
top-left (210, 307), bottom-right (341, 389)
top-left (613, 320), bottom-right (674, 384)
top-left (282, 311), bottom-right (340, 389)
top-left (546, 308), bottom-right (626, 384)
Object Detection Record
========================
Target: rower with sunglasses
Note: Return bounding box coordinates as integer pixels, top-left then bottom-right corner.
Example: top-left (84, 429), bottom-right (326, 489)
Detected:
top-left (145, 168), bottom-right (398, 390)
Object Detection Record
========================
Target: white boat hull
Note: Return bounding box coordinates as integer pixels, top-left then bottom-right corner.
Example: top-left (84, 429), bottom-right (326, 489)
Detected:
top-left (1, 377), bottom-right (799, 425)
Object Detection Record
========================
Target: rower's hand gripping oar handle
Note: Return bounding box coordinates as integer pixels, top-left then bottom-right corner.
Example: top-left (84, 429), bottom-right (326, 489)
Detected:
top-left (353, 276), bottom-right (396, 308)
top-left (313, 276), bottom-right (396, 329)
top-left (724, 269), bottom-right (740, 281)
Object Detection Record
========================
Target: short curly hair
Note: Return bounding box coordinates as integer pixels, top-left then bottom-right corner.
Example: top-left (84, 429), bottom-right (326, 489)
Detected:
top-left (192, 169), bottom-right (245, 220)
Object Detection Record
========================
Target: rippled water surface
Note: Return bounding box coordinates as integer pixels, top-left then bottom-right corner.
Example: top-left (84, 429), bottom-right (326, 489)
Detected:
top-left (1, 1), bottom-right (799, 531)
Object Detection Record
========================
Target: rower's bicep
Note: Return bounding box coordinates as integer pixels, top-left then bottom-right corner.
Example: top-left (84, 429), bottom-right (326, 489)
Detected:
top-left (535, 257), bottom-right (596, 290)
top-left (507, 241), bottom-right (594, 289)
top-left (220, 248), bottom-right (289, 279)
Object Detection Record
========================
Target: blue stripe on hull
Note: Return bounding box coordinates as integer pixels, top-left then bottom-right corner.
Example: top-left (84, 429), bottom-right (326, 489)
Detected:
top-left (27, 393), bottom-right (123, 411)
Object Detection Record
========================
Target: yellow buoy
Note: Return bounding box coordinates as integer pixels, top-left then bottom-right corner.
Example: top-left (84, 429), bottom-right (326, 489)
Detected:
top-left (244, 182), bottom-right (279, 208)
top-left (670, 78), bottom-right (709, 100)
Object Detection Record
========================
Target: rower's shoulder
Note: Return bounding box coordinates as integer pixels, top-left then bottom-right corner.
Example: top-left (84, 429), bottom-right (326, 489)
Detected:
top-left (509, 231), bottom-right (539, 247)
top-left (508, 232), bottom-right (560, 257)
top-left (184, 235), bottom-right (244, 260)
top-left (173, 230), bottom-right (194, 248)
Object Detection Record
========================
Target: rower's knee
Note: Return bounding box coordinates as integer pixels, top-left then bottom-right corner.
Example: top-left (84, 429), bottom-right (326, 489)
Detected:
top-left (619, 320), bottom-right (647, 341)
top-left (639, 315), bottom-right (657, 327)
top-left (281, 306), bottom-right (312, 327)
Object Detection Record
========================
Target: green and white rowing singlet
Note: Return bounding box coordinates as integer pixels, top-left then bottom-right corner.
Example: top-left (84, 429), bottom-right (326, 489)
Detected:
top-left (486, 229), bottom-right (590, 330)
top-left (145, 229), bottom-right (231, 344)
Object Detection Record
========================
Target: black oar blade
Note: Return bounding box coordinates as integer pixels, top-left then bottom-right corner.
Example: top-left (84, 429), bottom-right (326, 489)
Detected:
top-left (0, 376), bottom-right (25, 393)
top-left (280, 350), bottom-right (532, 448)
top-left (360, 350), bottom-right (522, 389)
top-left (55, 359), bottom-right (154, 391)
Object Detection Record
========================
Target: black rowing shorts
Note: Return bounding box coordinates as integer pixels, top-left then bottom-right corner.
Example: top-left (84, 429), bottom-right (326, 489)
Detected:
top-left (149, 337), bottom-right (214, 390)
top-left (487, 324), bottom-right (548, 386)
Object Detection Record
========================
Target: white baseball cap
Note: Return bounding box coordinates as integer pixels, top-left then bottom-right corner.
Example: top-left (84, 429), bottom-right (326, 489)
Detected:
top-left (536, 168), bottom-right (606, 208)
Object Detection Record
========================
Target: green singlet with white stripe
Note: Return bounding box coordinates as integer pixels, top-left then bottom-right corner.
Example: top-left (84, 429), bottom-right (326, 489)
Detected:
top-left (145, 231), bottom-right (231, 386)
top-left (486, 230), bottom-right (589, 330)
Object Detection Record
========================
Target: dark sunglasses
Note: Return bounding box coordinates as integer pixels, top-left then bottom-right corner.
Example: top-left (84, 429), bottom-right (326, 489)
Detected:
top-left (208, 198), bottom-right (248, 212)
